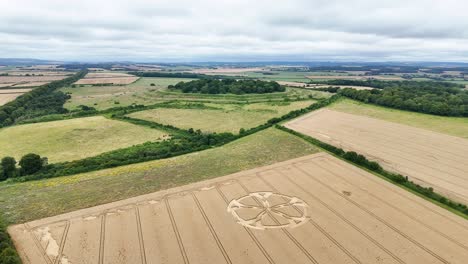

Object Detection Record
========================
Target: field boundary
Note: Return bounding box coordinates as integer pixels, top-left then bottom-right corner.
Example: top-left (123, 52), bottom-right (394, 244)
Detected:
top-left (276, 125), bottom-right (468, 220)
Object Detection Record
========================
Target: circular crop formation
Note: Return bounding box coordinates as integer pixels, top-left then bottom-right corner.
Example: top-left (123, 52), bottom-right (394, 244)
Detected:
top-left (227, 192), bottom-right (309, 230)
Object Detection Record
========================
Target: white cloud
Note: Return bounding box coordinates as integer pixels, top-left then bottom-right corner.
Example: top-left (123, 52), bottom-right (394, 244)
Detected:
top-left (1, 0), bottom-right (467, 62)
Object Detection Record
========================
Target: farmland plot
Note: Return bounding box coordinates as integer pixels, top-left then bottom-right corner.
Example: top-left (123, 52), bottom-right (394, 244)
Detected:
top-left (9, 153), bottom-right (468, 264)
top-left (0, 116), bottom-right (168, 163)
top-left (286, 109), bottom-right (468, 204)
top-left (0, 89), bottom-right (32, 105)
top-left (74, 72), bottom-right (139, 85)
top-left (128, 100), bottom-right (316, 133)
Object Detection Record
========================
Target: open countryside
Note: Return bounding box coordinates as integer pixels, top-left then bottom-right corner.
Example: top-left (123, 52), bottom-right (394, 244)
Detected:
top-left (1, 1), bottom-right (468, 263)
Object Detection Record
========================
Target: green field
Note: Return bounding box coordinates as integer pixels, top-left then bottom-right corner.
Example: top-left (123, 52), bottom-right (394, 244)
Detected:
top-left (61, 77), bottom-right (195, 110)
top-left (329, 99), bottom-right (468, 138)
top-left (0, 116), bottom-right (168, 163)
top-left (0, 128), bottom-right (318, 224)
top-left (128, 100), bottom-right (316, 133)
top-left (61, 77), bottom-right (330, 110)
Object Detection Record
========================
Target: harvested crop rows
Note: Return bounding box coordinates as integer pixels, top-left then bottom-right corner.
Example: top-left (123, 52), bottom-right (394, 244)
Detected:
top-left (285, 109), bottom-right (468, 204)
top-left (9, 153), bottom-right (468, 264)
top-left (0, 75), bottom-right (66, 88)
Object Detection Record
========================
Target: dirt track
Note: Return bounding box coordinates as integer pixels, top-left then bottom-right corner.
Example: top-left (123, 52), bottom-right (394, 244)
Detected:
top-left (9, 153), bottom-right (468, 264)
top-left (286, 109), bottom-right (468, 204)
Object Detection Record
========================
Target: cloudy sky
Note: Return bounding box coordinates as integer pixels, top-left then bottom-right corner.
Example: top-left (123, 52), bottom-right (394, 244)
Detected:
top-left (1, 0), bottom-right (467, 62)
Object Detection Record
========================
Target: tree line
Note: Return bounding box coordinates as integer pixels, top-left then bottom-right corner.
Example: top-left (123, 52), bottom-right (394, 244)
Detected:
top-left (169, 79), bottom-right (285, 94)
top-left (0, 70), bottom-right (87, 127)
top-left (0, 154), bottom-right (47, 181)
top-left (338, 84), bottom-right (468, 116)
top-left (309, 79), bottom-right (464, 89)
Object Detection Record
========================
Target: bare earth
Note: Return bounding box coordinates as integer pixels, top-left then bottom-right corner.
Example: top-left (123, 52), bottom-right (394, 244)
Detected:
top-left (0, 76), bottom-right (65, 84)
top-left (9, 153), bottom-right (468, 264)
top-left (286, 109), bottom-right (468, 204)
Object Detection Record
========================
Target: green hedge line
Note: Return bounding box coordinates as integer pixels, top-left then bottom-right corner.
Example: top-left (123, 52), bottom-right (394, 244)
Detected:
top-left (277, 125), bottom-right (468, 217)
top-left (0, 217), bottom-right (21, 264)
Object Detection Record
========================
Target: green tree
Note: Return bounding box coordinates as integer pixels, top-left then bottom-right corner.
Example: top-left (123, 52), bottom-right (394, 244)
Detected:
top-left (1, 157), bottom-right (16, 180)
top-left (19, 153), bottom-right (43, 175)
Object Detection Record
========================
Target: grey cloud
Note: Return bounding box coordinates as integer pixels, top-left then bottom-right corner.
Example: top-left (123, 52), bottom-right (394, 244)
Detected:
top-left (0, 0), bottom-right (467, 61)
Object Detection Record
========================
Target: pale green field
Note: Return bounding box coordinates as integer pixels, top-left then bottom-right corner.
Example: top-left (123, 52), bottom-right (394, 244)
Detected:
top-left (0, 116), bottom-right (167, 163)
top-left (61, 77), bottom-right (195, 110)
top-left (329, 99), bottom-right (468, 139)
top-left (128, 100), bottom-right (316, 133)
top-left (0, 128), bottom-right (318, 224)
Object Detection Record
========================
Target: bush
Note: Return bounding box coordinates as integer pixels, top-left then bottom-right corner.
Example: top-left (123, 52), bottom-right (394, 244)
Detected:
top-left (19, 153), bottom-right (43, 175)
top-left (1, 157), bottom-right (16, 181)
top-left (0, 218), bottom-right (21, 264)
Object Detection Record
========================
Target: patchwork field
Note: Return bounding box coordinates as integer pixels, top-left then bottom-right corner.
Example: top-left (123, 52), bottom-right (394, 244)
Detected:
top-left (128, 100), bottom-right (316, 133)
top-left (74, 72), bottom-right (139, 85)
top-left (329, 99), bottom-right (468, 138)
top-left (0, 128), bottom-right (318, 224)
top-left (286, 109), bottom-right (468, 204)
top-left (9, 153), bottom-right (468, 264)
top-left (0, 116), bottom-right (168, 163)
top-left (62, 77), bottom-right (330, 110)
top-left (0, 89), bottom-right (32, 105)
top-left (0, 75), bottom-right (66, 88)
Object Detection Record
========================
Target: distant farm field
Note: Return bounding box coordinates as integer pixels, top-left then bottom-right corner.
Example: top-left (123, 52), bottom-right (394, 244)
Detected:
top-left (0, 89), bottom-right (32, 105)
top-left (62, 77), bottom-right (330, 110)
top-left (0, 116), bottom-right (168, 163)
top-left (0, 128), bottom-right (318, 224)
top-left (286, 109), bottom-right (468, 204)
top-left (128, 100), bottom-right (316, 133)
top-left (329, 99), bottom-right (468, 138)
top-left (0, 75), bottom-right (66, 88)
top-left (74, 72), bottom-right (139, 85)
top-left (62, 77), bottom-right (195, 110)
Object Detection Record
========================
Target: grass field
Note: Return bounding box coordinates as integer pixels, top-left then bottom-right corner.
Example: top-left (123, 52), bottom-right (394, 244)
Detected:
top-left (128, 100), bottom-right (316, 133)
top-left (61, 77), bottom-right (196, 110)
top-left (0, 116), bottom-right (168, 163)
top-left (0, 128), bottom-right (318, 224)
top-left (329, 99), bottom-right (468, 138)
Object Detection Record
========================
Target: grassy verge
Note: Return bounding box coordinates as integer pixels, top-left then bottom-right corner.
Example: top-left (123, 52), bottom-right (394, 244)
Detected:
top-left (329, 98), bottom-right (468, 138)
top-left (0, 128), bottom-right (318, 224)
top-left (277, 125), bottom-right (468, 220)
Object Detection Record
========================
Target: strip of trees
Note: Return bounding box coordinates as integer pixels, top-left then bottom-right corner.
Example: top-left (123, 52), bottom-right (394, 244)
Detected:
top-left (0, 70), bottom-right (87, 127)
top-left (0, 216), bottom-right (21, 264)
top-left (338, 84), bottom-right (468, 116)
top-left (169, 79), bottom-right (285, 94)
top-left (0, 154), bottom-right (47, 181)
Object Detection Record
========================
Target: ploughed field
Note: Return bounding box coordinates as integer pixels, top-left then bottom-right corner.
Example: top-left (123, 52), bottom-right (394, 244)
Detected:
top-left (0, 116), bottom-right (168, 163)
top-left (285, 109), bottom-right (468, 204)
top-left (0, 75), bottom-right (67, 88)
top-left (9, 153), bottom-right (468, 264)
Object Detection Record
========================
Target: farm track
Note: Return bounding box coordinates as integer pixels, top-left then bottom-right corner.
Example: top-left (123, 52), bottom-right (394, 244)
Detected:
top-left (9, 153), bottom-right (468, 264)
top-left (285, 109), bottom-right (468, 204)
